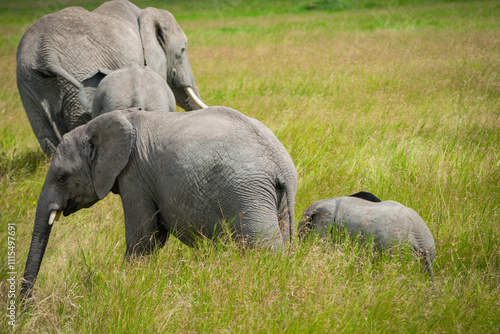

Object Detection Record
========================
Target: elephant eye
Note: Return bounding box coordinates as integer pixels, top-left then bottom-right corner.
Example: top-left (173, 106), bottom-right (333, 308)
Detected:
top-left (57, 173), bottom-right (68, 184)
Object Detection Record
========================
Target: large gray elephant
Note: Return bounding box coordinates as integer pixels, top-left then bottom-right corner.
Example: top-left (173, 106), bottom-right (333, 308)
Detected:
top-left (17, 0), bottom-right (206, 156)
top-left (298, 191), bottom-right (436, 276)
top-left (79, 63), bottom-right (177, 117)
top-left (21, 106), bottom-right (297, 299)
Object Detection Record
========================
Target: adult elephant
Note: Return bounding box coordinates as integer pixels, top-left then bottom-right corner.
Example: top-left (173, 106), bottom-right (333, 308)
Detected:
top-left (17, 0), bottom-right (207, 156)
top-left (21, 107), bottom-right (297, 300)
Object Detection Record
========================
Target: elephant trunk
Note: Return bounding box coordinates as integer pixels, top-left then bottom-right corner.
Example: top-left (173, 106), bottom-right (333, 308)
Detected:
top-left (172, 85), bottom-right (206, 111)
top-left (170, 59), bottom-right (207, 111)
top-left (21, 190), bottom-right (61, 300)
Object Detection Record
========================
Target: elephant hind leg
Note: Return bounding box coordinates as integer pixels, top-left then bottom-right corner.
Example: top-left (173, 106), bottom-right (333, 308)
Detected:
top-left (232, 210), bottom-right (284, 251)
top-left (17, 75), bottom-right (63, 156)
top-left (22, 99), bottom-right (62, 156)
top-left (275, 177), bottom-right (295, 244)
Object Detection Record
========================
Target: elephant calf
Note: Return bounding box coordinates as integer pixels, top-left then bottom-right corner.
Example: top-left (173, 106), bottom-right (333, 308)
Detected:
top-left (79, 63), bottom-right (177, 117)
top-left (298, 191), bottom-right (436, 276)
top-left (22, 106), bottom-right (297, 299)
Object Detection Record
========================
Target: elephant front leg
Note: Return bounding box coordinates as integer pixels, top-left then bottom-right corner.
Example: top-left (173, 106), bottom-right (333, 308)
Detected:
top-left (120, 195), bottom-right (166, 259)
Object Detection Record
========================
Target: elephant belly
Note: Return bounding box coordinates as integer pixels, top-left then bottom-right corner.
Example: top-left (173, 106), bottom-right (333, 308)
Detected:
top-left (157, 168), bottom-right (280, 246)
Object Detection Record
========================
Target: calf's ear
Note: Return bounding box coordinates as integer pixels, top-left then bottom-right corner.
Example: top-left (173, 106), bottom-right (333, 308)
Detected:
top-left (79, 69), bottom-right (112, 111)
top-left (86, 111), bottom-right (133, 199)
top-left (349, 191), bottom-right (382, 202)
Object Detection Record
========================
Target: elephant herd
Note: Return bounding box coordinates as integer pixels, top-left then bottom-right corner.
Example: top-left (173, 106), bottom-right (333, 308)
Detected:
top-left (18, 0), bottom-right (436, 300)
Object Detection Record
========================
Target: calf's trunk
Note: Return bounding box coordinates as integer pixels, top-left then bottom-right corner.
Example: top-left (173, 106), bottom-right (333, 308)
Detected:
top-left (21, 201), bottom-right (60, 300)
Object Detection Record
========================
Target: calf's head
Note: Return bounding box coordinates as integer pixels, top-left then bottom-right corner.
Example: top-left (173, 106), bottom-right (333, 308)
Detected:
top-left (21, 111), bottom-right (133, 300)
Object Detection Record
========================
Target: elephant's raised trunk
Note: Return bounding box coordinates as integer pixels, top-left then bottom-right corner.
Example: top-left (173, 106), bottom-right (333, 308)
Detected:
top-left (21, 208), bottom-right (55, 300)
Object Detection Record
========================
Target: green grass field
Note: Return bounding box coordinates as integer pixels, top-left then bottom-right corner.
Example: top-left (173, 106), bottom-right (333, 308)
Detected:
top-left (1, 0), bottom-right (499, 332)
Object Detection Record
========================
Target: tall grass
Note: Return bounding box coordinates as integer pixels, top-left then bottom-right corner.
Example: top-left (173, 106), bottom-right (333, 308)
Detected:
top-left (1, 0), bottom-right (499, 332)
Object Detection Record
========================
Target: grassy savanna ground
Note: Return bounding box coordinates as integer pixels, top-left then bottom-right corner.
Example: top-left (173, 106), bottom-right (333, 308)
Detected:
top-left (1, 0), bottom-right (499, 332)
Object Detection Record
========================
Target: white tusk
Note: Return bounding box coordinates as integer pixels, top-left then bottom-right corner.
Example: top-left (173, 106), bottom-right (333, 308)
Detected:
top-left (184, 87), bottom-right (208, 109)
top-left (48, 210), bottom-right (62, 226)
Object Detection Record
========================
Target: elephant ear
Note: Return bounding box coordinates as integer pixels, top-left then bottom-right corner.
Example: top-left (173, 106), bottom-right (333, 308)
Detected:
top-left (86, 111), bottom-right (133, 199)
top-left (139, 7), bottom-right (177, 81)
top-left (349, 191), bottom-right (382, 202)
top-left (79, 69), bottom-right (112, 111)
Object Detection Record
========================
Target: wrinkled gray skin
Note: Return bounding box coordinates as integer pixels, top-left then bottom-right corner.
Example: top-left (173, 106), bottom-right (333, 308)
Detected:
top-left (17, 0), bottom-right (204, 156)
top-left (298, 191), bottom-right (436, 276)
top-left (79, 63), bottom-right (176, 117)
top-left (21, 106), bottom-right (297, 299)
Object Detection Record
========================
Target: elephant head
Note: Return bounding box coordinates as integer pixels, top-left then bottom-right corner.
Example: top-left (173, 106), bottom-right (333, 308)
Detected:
top-left (298, 199), bottom-right (339, 241)
top-left (78, 68), bottom-right (112, 112)
top-left (21, 112), bottom-right (133, 299)
top-left (78, 63), bottom-right (177, 117)
top-left (139, 7), bottom-right (207, 110)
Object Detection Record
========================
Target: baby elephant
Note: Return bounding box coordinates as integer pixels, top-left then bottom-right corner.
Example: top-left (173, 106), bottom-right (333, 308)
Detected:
top-left (298, 191), bottom-right (436, 276)
top-left (79, 63), bottom-right (177, 117)
top-left (22, 106), bottom-right (297, 299)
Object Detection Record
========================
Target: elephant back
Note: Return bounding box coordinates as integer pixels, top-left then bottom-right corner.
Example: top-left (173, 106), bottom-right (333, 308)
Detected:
top-left (93, 0), bottom-right (142, 30)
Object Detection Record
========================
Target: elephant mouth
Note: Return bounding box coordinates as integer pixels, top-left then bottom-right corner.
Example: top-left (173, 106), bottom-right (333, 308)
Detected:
top-left (63, 198), bottom-right (77, 216)
top-left (63, 197), bottom-right (99, 217)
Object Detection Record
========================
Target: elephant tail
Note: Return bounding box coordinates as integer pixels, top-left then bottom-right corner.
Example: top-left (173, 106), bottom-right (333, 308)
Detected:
top-left (48, 64), bottom-right (81, 88)
top-left (425, 257), bottom-right (434, 278)
top-left (423, 243), bottom-right (436, 278)
top-left (275, 177), bottom-right (295, 244)
top-left (413, 238), bottom-right (435, 278)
